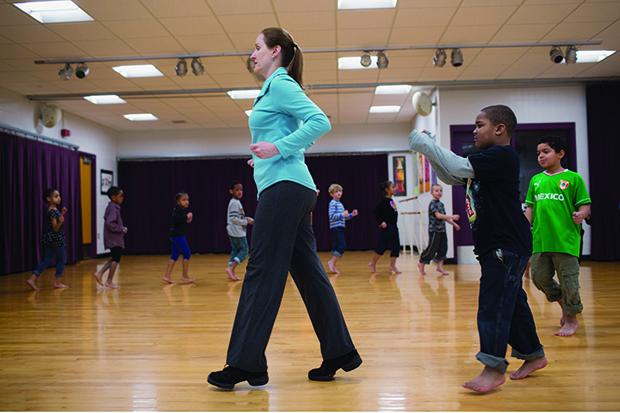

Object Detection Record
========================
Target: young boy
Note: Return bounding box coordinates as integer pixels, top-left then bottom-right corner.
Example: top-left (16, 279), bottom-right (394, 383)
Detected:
top-left (368, 180), bottom-right (401, 274)
top-left (94, 186), bottom-right (127, 289)
top-left (418, 184), bottom-right (460, 276)
top-left (525, 138), bottom-right (591, 337)
top-left (326, 183), bottom-right (358, 274)
top-left (226, 182), bottom-right (254, 281)
top-left (409, 105), bottom-right (547, 394)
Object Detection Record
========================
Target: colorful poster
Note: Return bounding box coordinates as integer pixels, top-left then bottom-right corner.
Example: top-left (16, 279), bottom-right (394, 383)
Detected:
top-left (392, 156), bottom-right (407, 196)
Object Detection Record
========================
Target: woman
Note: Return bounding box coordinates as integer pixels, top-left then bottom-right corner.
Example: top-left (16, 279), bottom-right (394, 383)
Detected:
top-left (207, 27), bottom-right (361, 390)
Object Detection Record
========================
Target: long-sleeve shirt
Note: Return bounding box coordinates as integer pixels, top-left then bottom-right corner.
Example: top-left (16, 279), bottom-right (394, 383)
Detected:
top-left (227, 198), bottom-right (248, 238)
top-left (249, 67), bottom-right (331, 196)
top-left (373, 197), bottom-right (398, 226)
top-left (104, 201), bottom-right (125, 249)
top-left (169, 205), bottom-right (190, 237)
top-left (328, 199), bottom-right (353, 229)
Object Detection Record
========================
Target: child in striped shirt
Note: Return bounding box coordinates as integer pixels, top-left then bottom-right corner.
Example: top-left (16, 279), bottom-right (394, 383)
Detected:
top-left (327, 184), bottom-right (358, 274)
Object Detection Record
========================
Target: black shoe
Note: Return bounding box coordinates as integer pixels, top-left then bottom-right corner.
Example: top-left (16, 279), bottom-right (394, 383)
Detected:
top-left (207, 366), bottom-right (269, 390)
top-left (308, 350), bottom-right (362, 381)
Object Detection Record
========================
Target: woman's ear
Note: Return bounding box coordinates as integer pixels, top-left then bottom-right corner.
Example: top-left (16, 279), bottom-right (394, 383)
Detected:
top-left (271, 44), bottom-right (282, 59)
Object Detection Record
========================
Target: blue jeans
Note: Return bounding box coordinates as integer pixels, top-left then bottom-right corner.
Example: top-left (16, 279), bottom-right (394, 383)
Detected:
top-left (229, 236), bottom-right (249, 266)
top-left (170, 236), bottom-right (191, 261)
top-left (476, 249), bottom-right (545, 373)
top-left (33, 244), bottom-right (65, 278)
top-left (330, 227), bottom-right (346, 257)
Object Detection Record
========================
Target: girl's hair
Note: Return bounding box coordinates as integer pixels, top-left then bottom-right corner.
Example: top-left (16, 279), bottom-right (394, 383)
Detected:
top-left (175, 192), bottom-right (188, 201)
top-left (261, 27), bottom-right (304, 87)
top-left (380, 180), bottom-right (393, 194)
top-left (43, 187), bottom-right (58, 200)
top-left (229, 181), bottom-right (242, 190)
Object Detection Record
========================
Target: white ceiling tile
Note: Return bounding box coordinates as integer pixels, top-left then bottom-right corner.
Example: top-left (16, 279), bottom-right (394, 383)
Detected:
top-left (337, 10), bottom-right (396, 29)
top-left (451, 6), bottom-right (518, 26)
top-left (228, 31), bottom-right (261, 50)
top-left (593, 20), bottom-right (620, 49)
top-left (389, 26), bottom-right (444, 45)
top-left (0, 4), bottom-right (42, 25)
top-left (207, 0), bottom-right (273, 15)
top-left (337, 70), bottom-right (380, 83)
top-left (490, 24), bottom-right (553, 42)
top-left (124, 37), bottom-right (186, 55)
top-left (398, 0), bottom-right (461, 7)
top-left (543, 21), bottom-right (613, 41)
top-left (140, 0), bottom-right (215, 17)
top-left (461, 0), bottom-right (522, 5)
top-left (77, 0), bottom-right (153, 20)
top-left (565, 1), bottom-right (620, 22)
top-left (175, 34), bottom-right (236, 52)
top-left (48, 22), bottom-right (116, 41)
top-left (304, 70), bottom-right (338, 84)
top-left (159, 16), bottom-right (225, 36)
top-left (337, 28), bottom-right (390, 47)
top-left (271, 0), bottom-right (336, 12)
top-left (457, 64), bottom-right (510, 80)
top-left (440, 25), bottom-right (501, 43)
top-left (291, 30), bottom-right (336, 48)
top-left (0, 25), bottom-right (64, 43)
top-left (22, 42), bottom-right (87, 59)
top-left (71, 39), bottom-right (138, 56)
top-left (508, 3), bottom-right (581, 24)
top-left (219, 14), bottom-right (278, 34)
top-left (377, 68), bottom-right (422, 82)
top-left (394, 8), bottom-right (456, 27)
top-left (102, 20), bottom-right (170, 39)
top-left (279, 12), bottom-right (335, 31)
top-left (0, 43), bottom-right (39, 58)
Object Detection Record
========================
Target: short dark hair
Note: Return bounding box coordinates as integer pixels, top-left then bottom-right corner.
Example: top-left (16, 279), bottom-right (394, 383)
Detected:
top-left (44, 187), bottom-right (58, 200)
top-left (380, 180), bottom-right (393, 194)
top-left (175, 192), bottom-right (188, 201)
top-left (480, 105), bottom-right (517, 137)
top-left (229, 181), bottom-right (242, 190)
top-left (107, 186), bottom-right (122, 199)
top-left (431, 183), bottom-right (443, 191)
top-left (538, 136), bottom-right (567, 155)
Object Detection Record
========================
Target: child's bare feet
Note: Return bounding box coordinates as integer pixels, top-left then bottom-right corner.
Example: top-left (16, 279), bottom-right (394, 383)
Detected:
top-left (556, 314), bottom-right (578, 336)
top-left (510, 356), bottom-right (548, 380)
top-left (53, 282), bottom-right (68, 289)
top-left (93, 271), bottom-right (104, 286)
top-left (437, 267), bottom-right (449, 276)
top-left (26, 275), bottom-right (39, 291)
top-left (327, 260), bottom-right (336, 274)
top-left (417, 262), bottom-right (426, 275)
top-left (226, 267), bottom-right (240, 281)
top-left (105, 282), bottom-right (119, 289)
top-left (161, 276), bottom-right (175, 284)
top-left (390, 267), bottom-right (402, 274)
top-left (179, 276), bottom-right (195, 284)
top-left (368, 262), bottom-right (376, 273)
top-left (463, 367), bottom-right (506, 394)
top-left (558, 300), bottom-right (566, 326)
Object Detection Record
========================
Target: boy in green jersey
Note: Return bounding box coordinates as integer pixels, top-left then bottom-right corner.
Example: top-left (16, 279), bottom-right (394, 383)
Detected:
top-left (525, 138), bottom-right (591, 337)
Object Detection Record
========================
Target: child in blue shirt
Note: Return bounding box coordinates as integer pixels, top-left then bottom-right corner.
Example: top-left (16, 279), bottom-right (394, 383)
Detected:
top-left (326, 183), bottom-right (358, 274)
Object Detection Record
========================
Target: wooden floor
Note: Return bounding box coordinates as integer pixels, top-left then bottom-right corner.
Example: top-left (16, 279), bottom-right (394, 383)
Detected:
top-left (0, 251), bottom-right (619, 411)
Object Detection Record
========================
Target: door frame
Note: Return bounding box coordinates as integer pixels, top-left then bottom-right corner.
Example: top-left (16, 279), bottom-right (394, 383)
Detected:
top-left (79, 151), bottom-right (97, 258)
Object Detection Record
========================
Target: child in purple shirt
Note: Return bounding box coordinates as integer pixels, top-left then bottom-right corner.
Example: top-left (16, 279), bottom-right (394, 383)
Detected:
top-left (93, 186), bottom-right (127, 289)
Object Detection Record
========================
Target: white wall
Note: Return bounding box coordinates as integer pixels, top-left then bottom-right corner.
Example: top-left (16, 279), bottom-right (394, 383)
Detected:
top-left (422, 84), bottom-right (590, 261)
top-left (0, 87), bottom-right (119, 254)
top-left (117, 122), bottom-right (412, 158)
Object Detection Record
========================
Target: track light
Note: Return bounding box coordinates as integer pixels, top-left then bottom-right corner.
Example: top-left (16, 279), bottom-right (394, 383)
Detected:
top-left (376, 51), bottom-right (389, 69)
top-left (451, 48), bottom-right (463, 67)
top-left (565, 45), bottom-right (578, 64)
top-left (432, 48), bottom-right (447, 67)
top-left (360, 52), bottom-right (372, 67)
top-left (550, 46), bottom-right (564, 64)
top-left (191, 57), bottom-right (205, 75)
top-left (175, 58), bottom-right (188, 76)
top-left (75, 63), bottom-right (89, 79)
top-left (58, 63), bottom-right (73, 80)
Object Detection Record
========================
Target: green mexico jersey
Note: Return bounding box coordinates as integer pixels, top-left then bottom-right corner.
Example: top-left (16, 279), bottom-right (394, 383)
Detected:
top-left (525, 170), bottom-right (591, 257)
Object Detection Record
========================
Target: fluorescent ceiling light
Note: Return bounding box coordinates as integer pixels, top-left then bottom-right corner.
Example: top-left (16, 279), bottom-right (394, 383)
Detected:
top-left (375, 85), bottom-right (412, 95)
top-left (123, 113), bottom-right (158, 121)
top-left (245, 110), bottom-right (253, 117)
top-left (227, 89), bottom-right (261, 99)
top-left (338, 56), bottom-right (378, 70)
top-left (84, 95), bottom-right (126, 105)
top-left (113, 64), bottom-right (163, 78)
top-left (369, 105), bottom-right (401, 114)
top-left (338, 0), bottom-right (397, 10)
top-left (575, 50), bottom-right (615, 63)
top-left (14, 1), bottom-right (93, 23)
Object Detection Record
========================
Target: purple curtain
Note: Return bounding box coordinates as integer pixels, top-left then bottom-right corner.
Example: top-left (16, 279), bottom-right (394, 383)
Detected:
top-left (586, 82), bottom-right (620, 260)
top-left (0, 132), bottom-right (82, 275)
top-left (118, 154), bottom-right (387, 254)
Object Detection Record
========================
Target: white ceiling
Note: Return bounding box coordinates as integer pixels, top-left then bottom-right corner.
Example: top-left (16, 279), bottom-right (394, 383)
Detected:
top-left (0, 0), bottom-right (619, 131)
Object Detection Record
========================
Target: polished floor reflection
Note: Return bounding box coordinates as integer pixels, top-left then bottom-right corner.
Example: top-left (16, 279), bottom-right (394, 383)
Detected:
top-left (0, 252), bottom-right (618, 411)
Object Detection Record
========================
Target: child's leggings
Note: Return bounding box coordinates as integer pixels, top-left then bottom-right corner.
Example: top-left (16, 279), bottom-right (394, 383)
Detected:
top-left (170, 236), bottom-right (191, 261)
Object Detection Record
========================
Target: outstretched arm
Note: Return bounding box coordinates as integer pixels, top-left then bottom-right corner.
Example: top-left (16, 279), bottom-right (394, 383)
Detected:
top-left (409, 130), bottom-right (475, 185)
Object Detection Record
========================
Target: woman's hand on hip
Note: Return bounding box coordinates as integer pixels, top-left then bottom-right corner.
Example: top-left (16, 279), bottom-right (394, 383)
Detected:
top-left (250, 142), bottom-right (279, 159)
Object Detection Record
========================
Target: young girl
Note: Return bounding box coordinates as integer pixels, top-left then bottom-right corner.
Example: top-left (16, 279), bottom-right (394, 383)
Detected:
top-left (162, 192), bottom-right (194, 284)
top-left (27, 188), bottom-right (68, 290)
top-left (326, 183), bottom-right (358, 274)
top-left (368, 181), bottom-right (401, 274)
top-left (226, 182), bottom-right (253, 281)
top-left (93, 186), bottom-right (127, 289)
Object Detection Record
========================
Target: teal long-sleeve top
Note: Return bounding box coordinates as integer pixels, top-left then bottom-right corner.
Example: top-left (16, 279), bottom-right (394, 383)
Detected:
top-left (249, 67), bottom-right (331, 195)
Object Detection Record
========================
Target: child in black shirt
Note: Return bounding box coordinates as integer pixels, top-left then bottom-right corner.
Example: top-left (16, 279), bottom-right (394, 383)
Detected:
top-left (368, 180), bottom-right (401, 274)
top-left (162, 192), bottom-right (194, 284)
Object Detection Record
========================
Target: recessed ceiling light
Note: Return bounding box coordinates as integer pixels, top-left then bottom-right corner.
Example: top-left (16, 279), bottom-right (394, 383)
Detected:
top-left (338, 0), bottom-right (397, 10)
top-left (113, 64), bottom-right (163, 78)
top-left (84, 95), bottom-right (126, 105)
top-left (14, 0), bottom-right (93, 23)
top-left (338, 56), bottom-right (378, 70)
top-left (245, 110), bottom-right (253, 117)
top-left (575, 50), bottom-right (615, 63)
top-left (227, 90), bottom-right (261, 99)
top-left (369, 105), bottom-right (401, 114)
top-left (375, 85), bottom-right (412, 95)
top-left (123, 113), bottom-right (158, 121)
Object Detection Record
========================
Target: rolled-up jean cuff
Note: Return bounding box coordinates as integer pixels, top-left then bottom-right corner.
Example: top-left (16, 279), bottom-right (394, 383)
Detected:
top-left (331, 250), bottom-right (343, 257)
top-left (476, 352), bottom-right (509, 373)
top-left (564, 303), bottom-right (583, 316)
top-left (511, 346), bottom-right (545, 361)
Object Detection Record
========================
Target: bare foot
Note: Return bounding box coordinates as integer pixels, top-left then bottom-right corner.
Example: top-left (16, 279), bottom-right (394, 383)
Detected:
top-left (558, 300), bottom-right (566, 326)
top-left (417, 262), bottom-right (426, 275)
top-left (555, 314), bottom-right (578, 336)
top-left (226, 267), bottom-right (240, 281)
top-left (179, 276), bottom-right (195, 284)
top-left (463, 367), bottom-right (506, 394)
top-left (510, 357), bottom-right (548, 380)
top-left (53, 282), bottom-right (69, 289)
top-left (334, 267), bottom-right (341, 275)
top-left (105, 282), bottom-right (119, 289)
top-left (161, 276), bottom-right (175, 284)
top-left (93, 272), bottom-right (104, 286)
top-left (368, 262), bottom-right (377, 273)
top-left (390, 267), bottom-right (402, 274)
top-left (437, 267), bottom-right (449, 276)
top-left (327, 260), bottom-right (336, 274)
top-left (26, 276), bottom-right (39, 291)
